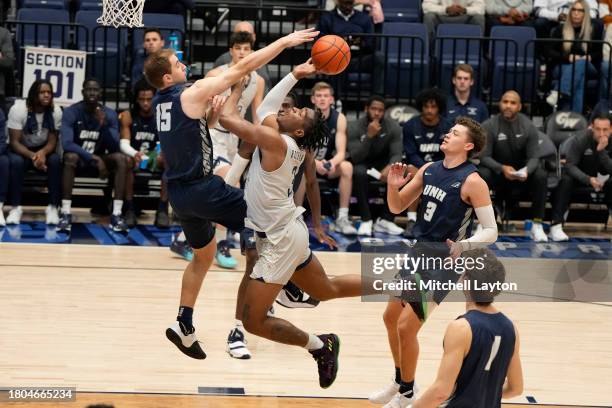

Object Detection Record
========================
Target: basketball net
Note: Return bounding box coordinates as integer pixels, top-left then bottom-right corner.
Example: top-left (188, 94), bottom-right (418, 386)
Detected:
top-left (97, 0), bottom-right (145, 28)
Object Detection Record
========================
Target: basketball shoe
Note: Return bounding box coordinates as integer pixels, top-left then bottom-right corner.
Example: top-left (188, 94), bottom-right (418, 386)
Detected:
top-left (382, 388), bottom-right (418, 408)
top-left (170, 235), bottom-right (193, 261)
top-left (165, 321), bottom-right (206, 359)
top-left (369, 380), bottom-right (400, 404)
top-left (309, 334), bottom-right (340, 388)
top-left (276, 281), bottom-right (320, 308)
top-left (226, 326), bottom-right (251, 359)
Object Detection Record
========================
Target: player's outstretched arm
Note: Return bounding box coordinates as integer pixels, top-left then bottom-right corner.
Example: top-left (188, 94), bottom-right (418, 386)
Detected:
top-left (412, 319), bottom-right (471, 408)
top-left (387, 162), bottom-right (431, 214)
top-left (182, 29), bottom-right (318, 119)
top-left (502, 324), bottom-right (523, 399)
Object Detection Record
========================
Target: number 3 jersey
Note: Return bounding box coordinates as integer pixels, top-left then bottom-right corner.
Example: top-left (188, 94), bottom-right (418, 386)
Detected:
top-left (244, 134), bottom-right (305, 245)
top-left (413, 160), bottom-right (477, 242)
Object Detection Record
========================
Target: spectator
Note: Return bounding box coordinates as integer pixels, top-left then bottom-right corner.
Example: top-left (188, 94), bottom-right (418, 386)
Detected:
top-left (119, 80), bottom-right (170, 229)
top-left (533, 0), bottom-right (600, 38)
top-left (402, 88), bottom-right (452, 236)
top-left (348, 95), bottom-right (404, 236)
top-left (550, 113), bottom-right (612, 240)
top-left (5, 80), bottom-right (62, 226)
top-left (486, 0), bottom-right (533, 31)
top-left (310, 81), bottom-right (356, 235)
top-left (546, 0), bottom-right (604, 112)
top-left (214, 21), bottom-right (271, 90)
top-left (317, 0), bottom-right (383, 94)
top-left (0, 26), bottom-right (15, 113)
top-left (599, 0), bottom-right (612, 99)
top-left (60, 78), bottom-right (127, 233)
top-left (447, 64), bottom-right (489, 123)
top-left (144, 0), bottom-right (194, 16)
top-left (132, 28), bottom-right (165, 86)
top-left (422, 0), bottom-right (485, 42)
top-left (0, 109), bottom-right (8, 226)
top-left (479, 91), bottom-right (549, 241)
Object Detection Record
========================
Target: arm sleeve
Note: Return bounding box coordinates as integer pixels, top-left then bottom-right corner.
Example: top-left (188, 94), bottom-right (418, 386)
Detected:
top-left (479, 119), bottom-right (505, 173)
top-left (255, 73), bottom-right (298, 124)
top-left (564, 136), bottom-right (592, 185)
top-left (422, 0), bottom-right (447, 15)
top-left (388, 123), bottom-right (404, 164)
top-left (525, 124), bottom-right (541, 175)
top-left (347, 121), bottom-right (374, 164)
top-left (120, 138), bottom-right (138, 157)
top-left (466, 0), bottom-right (486, 15)
top-left (459, 205), bottom-right (498, 249)
top-left (61, 107), bottom-right (93, 163)
top-left (403, 122), bottom-right (426, 167)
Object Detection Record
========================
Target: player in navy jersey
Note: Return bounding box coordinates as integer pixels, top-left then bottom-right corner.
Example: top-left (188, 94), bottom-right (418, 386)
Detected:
top-left (143, 28), bottom-right (318, 360)
top-left (119, 79), bottom-right (170, 228)
top-left (412, 248), bottom-right (523, 408)
top-left (369, 117), bottom-right (499, 408)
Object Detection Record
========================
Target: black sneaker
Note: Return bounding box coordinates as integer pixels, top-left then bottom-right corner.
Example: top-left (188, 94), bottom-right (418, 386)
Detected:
top-left (166, 322), bottom-right (207, 360)
top-left (403, 220), bottom-right (416, 238)
top-left (155, 209), bottom-right (170, 228)
top-left (110, 214), bottom-right (129, 233)
top-left (309, 334), bottom-right (340, 388)
top-left (276, 281), bottom-right (320, 308)
top-left (58, 213), bottom-right (72, 232)
top-left (124, 209), bottom-right (137, 228)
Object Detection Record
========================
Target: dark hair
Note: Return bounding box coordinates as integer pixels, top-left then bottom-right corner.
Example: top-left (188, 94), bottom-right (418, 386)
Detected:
top-left (131, 79), bottom-right (156, 117)
top-left (82, 76), bottom-right (100, 88)
top-left (230, 31), bottom-right (254, 48)
top-left (298, 108), bottom-right (328, 151)
top-left (455, 116), bottom-right (486, 158)
top-left (144, 27), bottom-right (162, 39)
top-left (285, 91), bottom-right (299, 108)
top-left (591, 112), bottom-right (611, 125)
top-left (26, 79), bottom-right (54, 111)
top-left (415, 87), bottom-right (447, 114)
top-left (462, 248), bottom-right (506, 305)
top-left (366, 95), bottom-right (385, 108)
top-left (144, 49), bottom-right (175, 89)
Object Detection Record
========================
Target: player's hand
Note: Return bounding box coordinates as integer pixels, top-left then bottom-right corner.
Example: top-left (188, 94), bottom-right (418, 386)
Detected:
top-left (315, 159), bottom-right (328, 175)
top-left (134, 151), bottom-right (145, 166)
top-left (32, 151), bottom-right (47, 171)
top-left (387, 162), bottom-right (412, 189)
top-left (210, 94), bottom-right (229, 113)
top-left (590, 177), bottom-right (604, 191)
top-left (292, 58), bottom-right (317, 79)
top-left (446, 239), bottom-right (464, 259)
top-left (92, 155), bottom-right (108, 179)
top-left (596, 135), bottom-right (609, 152)
top-left (501, 165), bottom-right (518, 181)
top-left (367, 119), bottom-right (382, 138)
top-left (314, 225), bottom-right (338, 249)
top-left (283, 27), bottom-right (319, 48)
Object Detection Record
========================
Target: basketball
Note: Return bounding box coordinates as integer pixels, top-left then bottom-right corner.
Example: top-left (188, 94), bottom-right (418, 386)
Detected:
top-left (311, 35), bottom-right (351, 75)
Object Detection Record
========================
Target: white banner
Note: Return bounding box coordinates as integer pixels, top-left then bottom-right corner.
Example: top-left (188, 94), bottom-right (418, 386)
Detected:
top-left (22, 47), bottom-right (87, 107)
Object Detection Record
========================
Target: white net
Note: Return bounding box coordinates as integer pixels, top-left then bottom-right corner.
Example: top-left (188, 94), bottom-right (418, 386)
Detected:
top-left (97, 0), bottom-right (145, 28)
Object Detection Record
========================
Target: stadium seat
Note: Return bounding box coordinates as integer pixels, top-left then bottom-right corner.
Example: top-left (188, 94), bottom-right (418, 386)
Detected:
top-left (383, 0), bottom-right (421, 23)
top-left (132, 13), bottom-right (186, 60)
top-left (546, 111), bottom-right (587, 147)
top-left (21, 0), bottom-right (67, 9)
top-left (75, 10), bottom-right (127, 87)
top-left (76, 0), bottom-right (103, 10)
top-left (489, 26), bottom-right (538, 100)
top-left (16, 8), bottom-right (70, 49)
top-left (434, 24), bottom-right (484, 95)
top-left (381, 22), bottom-right (429, 99)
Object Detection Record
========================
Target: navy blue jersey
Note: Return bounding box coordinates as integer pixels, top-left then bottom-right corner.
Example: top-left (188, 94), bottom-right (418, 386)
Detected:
top-left (403, 116), bottom-right (452, 167)
top-left (315, 108), bottom-right (339, 161)
top-left (413, 160), bottom-right (476, 242)
top-left (447, 94), bottom-right (489, 124)
top-left (446, 310), bottom-right (516, 408)
top-left (153, 84), bottom-right (214, 183)
top-left (130, 113), bottom-right (158, 154)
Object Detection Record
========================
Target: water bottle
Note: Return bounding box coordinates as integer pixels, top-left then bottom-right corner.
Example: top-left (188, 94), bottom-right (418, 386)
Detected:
top-left (168, 31), bottom-right (180, 53)
top-left (139, 154), bottom-right (149, 170)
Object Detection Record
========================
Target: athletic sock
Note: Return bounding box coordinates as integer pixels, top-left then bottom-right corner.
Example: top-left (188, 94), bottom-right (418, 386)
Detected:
top-left (338, 207), bottom-right (349, 219)
top-left (112, 200), bottom-right (123, 216)
top-left (177, 231), bottom-right (187, 242)
top-left (61, 199), bottom-right (71, 215)
top-left (399, 380), bottom-right (415, 397)
top-left (394, 367), bottom-right (401, 385)
top-left (177, 306), bottom-right (194, 334)
top-left (235, 319), bottom-right (243, 329)
top-left (407, 212), bottom-right (417, 222)
top-left (304, 333), bottom-right (324, 350)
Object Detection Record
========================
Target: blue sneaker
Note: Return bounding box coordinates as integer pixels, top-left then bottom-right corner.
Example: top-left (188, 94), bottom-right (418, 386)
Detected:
top-left (58, 213), bottom-right (72, 232)
top-left (215, 240), bottom-right (237, 269)
top-left (170, 236), bottom-right (193, 261)
top-left (110, 214), bottom-right (129, 233)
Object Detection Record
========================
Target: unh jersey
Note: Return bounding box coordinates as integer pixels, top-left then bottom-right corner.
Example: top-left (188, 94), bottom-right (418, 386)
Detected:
top-left (153, 84), bottom-right (214, 183)
top-left (213, 66), bottom-right (258, 132)
top-left (444, 310), bottom-right (516, 408)
top-left (244, 134), bottom-right (305, 244)
top-left (315, 109), bottom-right (339, 161)
top-left (130, 113), bottom-right (158, 154)
top-left (413, 160), bottom-right (477, 242)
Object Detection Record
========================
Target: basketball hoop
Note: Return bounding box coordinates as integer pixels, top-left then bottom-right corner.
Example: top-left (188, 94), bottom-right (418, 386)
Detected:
top-left (97, 0), bottom-right (145, 28)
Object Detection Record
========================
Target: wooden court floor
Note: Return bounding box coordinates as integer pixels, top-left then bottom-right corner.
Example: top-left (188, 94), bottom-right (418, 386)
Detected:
top-left (0, 243), bottom-right (611, 407)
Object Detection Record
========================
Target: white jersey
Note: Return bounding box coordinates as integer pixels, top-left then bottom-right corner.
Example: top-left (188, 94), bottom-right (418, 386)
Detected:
top-left (244, 134), bottom-right (306, 244)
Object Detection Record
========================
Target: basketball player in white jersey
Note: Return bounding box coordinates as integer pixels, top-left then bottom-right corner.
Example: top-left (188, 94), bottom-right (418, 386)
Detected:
top-left (219, 60), bottom-right (370, 388)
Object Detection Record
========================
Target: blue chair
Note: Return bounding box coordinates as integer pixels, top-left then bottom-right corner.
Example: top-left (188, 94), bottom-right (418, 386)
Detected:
top-left (16, 8), bottom-right (70, 49)
top-left (21, 0), bottom-right (66, 9)
top-left (75, 10), bottom-right (127, 87)
top-left (381, 22), bottom-right (429, 99)
top-left (76, 0), bottom-right (103, 10)
top-left (489, 26), bottom-right (538, 100)
top-left (384, 0), bottom-right (421, 23)
top-left (434, 24), bottom-right (484, 95)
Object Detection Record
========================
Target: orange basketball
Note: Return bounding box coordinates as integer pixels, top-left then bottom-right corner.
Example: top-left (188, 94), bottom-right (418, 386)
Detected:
top-left (311, 35), bottom-right (351, 75)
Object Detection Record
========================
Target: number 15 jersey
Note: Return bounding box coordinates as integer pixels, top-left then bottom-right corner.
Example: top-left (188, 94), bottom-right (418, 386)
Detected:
top-left (413, 160), bottom-right (477, 242)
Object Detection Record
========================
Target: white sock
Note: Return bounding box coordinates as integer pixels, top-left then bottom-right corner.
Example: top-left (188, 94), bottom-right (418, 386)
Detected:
top-left (407, 211), bottom-right (417, 222)
top-left (61, 200), bottom-right (71, 215)
top-left (0, 202), bottom-right (3, 211)
top-left (235, 319), bottom-right (243, 328)
top-left (338, 207), bottom-right (349, 219)
top-left (177, 231), bottom-right (187, 242)
top-left (304, 333), bottom-right (324, 350)
top-left (225, 155), bottom-right (250, 187)
top-left (112, 200), bottom-right (123, 216)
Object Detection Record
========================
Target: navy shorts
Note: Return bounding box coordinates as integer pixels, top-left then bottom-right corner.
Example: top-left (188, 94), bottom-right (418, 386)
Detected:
top-left (168, 175), bottom-right (246, 249)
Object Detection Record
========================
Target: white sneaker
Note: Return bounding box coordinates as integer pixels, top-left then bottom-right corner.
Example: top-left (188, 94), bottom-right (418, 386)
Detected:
top-left (6, 206), bottom-right (23, 225)
top-left (368, 380), bottom-right (400, 404)
top-left (374, 218), bottom-right (404, 235)
top-left (549, 223), bottom-right (569, 242)
top-left (0, 209), bottom-right (5, 227)
top-left (357, 220), bottom-right (373, 236)
top-left (529, 222), bottom-right (548, 242)
top-left (226, 326), bottom-right (251, 360)
top-left (383, 391), bottom-right (417, 408)
top-left (335, 216), bottom-right (357, 235)
top-left (45, 205), bottom-right (59, 225)
top-left (546, 90), bottom-right (559, 107)
top-left (165, 322), bottom-right (206, 359)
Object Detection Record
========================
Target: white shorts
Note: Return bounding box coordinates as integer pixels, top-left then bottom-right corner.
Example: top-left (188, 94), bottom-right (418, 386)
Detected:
top-left (250, 217), bottom-right (312, 285)
top-left (211, 128), bottom-right (238, 168)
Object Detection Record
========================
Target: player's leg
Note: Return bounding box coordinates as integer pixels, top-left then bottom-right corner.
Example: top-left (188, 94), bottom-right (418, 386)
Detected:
top-left (154, 155), bottom-right (170, 228)
top-left (290, 255), bottom-right (364, 300)
top-left (45, 152), bottom-right (62, 225)
top-left (327, 161), bottom-right (357, 235)
top-left (58, 152), bottom-right (80, 231)
top-left (103, 152), bottom-right (129, 232)
top-left (404, 164), bottom-right (420, 237)
top-left (0, 153), bottom-right (9, 226)
top-left (6, 152), bottom-right (25, 224)
top-left (212, 158), bottom-right (238, 269)
top-left (123, 156), bottom-right (137, 228)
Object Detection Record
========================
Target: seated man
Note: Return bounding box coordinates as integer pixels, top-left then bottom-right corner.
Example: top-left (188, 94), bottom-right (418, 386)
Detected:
top-left (403, 88), bottom-right (452, 236)
top-left (348, 95), bottom-right (404, 236)
top-left (0, 109), bottom-right (8, 226)
top-left (60, 78), bottom-right (128, 233)
top-left (119, 79), bottom-right (170, 229)
top-left (309, 81), bottom-right (356, 235)
top-left (479, 91), bottom-right (549, 241)
top-left (447, 64), bottom-right (489, 124)
top-left (422, 0), bottom-right (485, 42)
top-left (132, 28), bottom-right (165, 86)
top-left (5, 79), bottom-right (62, 225)
top-left (550, 113), bottom-right (612, 241)
top-left (485, 0), bottom-right (533, 32)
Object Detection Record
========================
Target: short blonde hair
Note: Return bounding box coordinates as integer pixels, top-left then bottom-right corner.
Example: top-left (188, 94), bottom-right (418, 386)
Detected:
top-left (144, 49), bottom-right (175, 89)
top-left (311, 81), bottom-right (334, 95)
